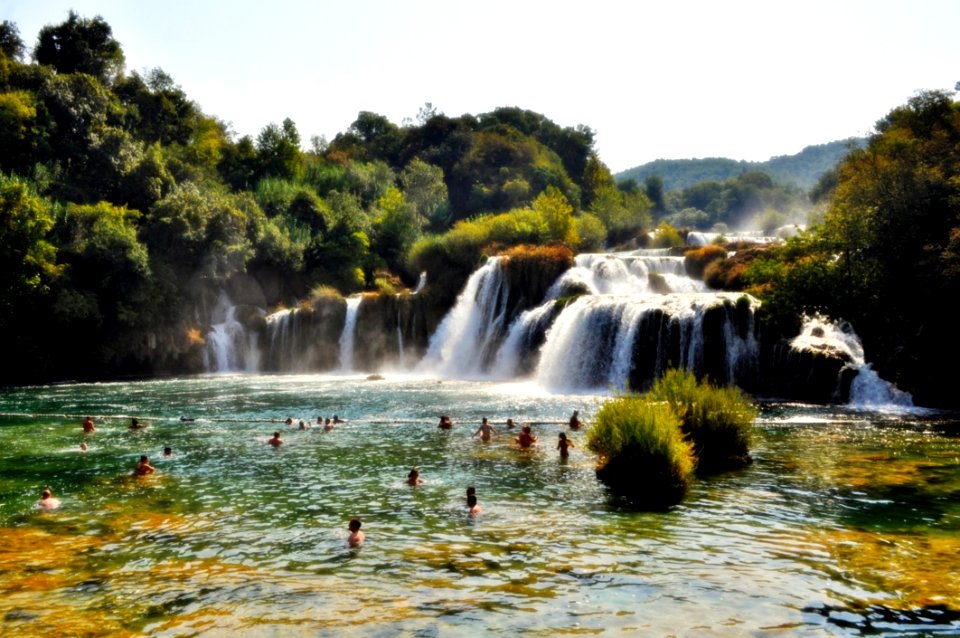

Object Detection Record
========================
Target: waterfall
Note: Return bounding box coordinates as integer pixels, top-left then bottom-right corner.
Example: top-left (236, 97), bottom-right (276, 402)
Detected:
top-left (491, 301), bottom-right (558, 378)
top-left (418, 257), bottom-right (510, 377)
top-left (397, 322), bottom-right (406, 368)
top-left (339, 296), bottom-right (362, 372)
top-left (533, 292), bottom-right (758, 392)
top-left (265, 308), bottom-right (300, 372)
top-left (546, 252), bottom-right (706, 298)
top-left (791, 315), bottom-right (913, 407)
top-left (417, 250), bottom-right (762, 390)
top-left (204, 293), bottom-right (260, 373)
top-left (413, 271), bottom-right (427, 294)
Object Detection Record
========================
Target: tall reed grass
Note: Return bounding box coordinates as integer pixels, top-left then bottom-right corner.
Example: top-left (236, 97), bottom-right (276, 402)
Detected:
top-left (649, 368), bottom-right (755, 473)
top-left (587, 397), bottom-right (695, 509)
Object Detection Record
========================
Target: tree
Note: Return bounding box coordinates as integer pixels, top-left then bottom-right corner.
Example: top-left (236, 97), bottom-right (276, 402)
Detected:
top-left (34, 11), bottom-right (125, 84)
top-left (255, 118), bottom-right (303, 180)
top-left (0, 20), bottom-right (25, 62)
top-left (533, 185), bottom-right (577, 245)
top-left (400, 158), bottom-right (448, 229)
top-left (372, 186), bottom-right (419, 274)
top-left (0, 176), bottom-right (58, 323)
top-left (0, 90), bottom-right (41, 173)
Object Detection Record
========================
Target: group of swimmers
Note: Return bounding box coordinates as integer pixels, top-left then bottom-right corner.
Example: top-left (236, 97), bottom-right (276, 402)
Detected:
top-left (43, 408), bottom-right (585, 544)
top-left (443, 411), bottom-right (581, 457)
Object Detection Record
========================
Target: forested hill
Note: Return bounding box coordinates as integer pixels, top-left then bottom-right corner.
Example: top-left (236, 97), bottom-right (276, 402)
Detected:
top-left (615, 139), bottom-right (864, 192)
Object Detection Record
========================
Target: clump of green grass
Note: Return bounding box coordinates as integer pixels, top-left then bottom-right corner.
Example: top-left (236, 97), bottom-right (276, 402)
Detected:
top-left (648, 368), bottom-right (755, 474)
top-left (587, 397), bottom-right (695, 509)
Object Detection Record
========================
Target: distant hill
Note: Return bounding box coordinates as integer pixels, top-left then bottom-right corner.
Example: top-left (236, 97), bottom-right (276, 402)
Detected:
top-left (615, 138), bottom-right (865, 192)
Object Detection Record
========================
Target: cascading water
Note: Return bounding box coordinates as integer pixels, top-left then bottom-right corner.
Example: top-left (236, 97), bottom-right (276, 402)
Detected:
top-left (338, 296), bottom-right (362, 372)
top-left (418, 257), bottom-right (511, 377)
top-left (204, 293), bottom-right (260, 373)
top-left (422, 250), bottom-right (761, 392)
top-left (264, 308), bottom-right (302, 372)
top-left (791, 315), bottom-right (913, 408)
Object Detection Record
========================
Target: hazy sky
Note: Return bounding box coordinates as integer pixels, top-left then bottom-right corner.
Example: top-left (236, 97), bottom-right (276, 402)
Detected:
top-left (3, 0), bottom-right (958, 172)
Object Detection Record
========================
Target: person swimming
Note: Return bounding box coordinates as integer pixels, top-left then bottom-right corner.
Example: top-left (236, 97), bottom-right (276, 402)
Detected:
top-left (467, 493), bottom-right (482, 516)
top-left (569, 410), bottom-right (582, 429)
top-left (407, 467), bottom-right (423, 486)
top-left (268, 431), bottom-right (283, 447)
top-left (516, 424), bottom-right (538, 448)
top-left (473, 417), bottom-right (499, 442)
top-left (82, 416), bottom-right (95, 433)
top-left (438, 416), bottom-right (453, 430)
top-left (557, 432), bottom-right (574, 458)
top-left (133, 455), bottom-right (155, 476)
top-left (347, 518), bottom-right (365, 547)
top-left (37, 487), bottom-right (61, 510)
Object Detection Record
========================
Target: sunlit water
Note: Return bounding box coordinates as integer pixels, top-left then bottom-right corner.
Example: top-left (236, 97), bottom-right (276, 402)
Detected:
top-left (1, 375), bottom-right (958, 637)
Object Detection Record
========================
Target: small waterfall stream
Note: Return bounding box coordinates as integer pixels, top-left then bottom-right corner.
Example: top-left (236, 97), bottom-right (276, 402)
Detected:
top-left (339, 296), bottom-right (362, 372)
top-left (203, 293), bottom-right (260, 373)
top-left (418, 257), bottom-right (510, 377)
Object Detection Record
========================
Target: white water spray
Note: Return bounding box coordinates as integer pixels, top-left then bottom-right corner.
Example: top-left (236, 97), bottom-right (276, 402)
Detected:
top-left (791, 315), bottom-right (913, 408)
top-left (339, 296), bottom-right (362, 372)
top-left (204, 293), bottom-right (260, 373)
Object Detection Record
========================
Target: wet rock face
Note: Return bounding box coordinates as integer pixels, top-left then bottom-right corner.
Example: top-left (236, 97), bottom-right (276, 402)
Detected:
top-left (758, 340), bottom-right (857, 403)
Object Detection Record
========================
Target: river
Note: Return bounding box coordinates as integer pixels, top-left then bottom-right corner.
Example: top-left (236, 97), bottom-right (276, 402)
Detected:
top-left (1, 373), bottom-right (958, 636)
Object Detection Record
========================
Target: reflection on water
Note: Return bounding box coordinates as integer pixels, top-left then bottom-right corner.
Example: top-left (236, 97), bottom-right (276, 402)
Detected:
top-left (0, 375), bottom-right (958, 636)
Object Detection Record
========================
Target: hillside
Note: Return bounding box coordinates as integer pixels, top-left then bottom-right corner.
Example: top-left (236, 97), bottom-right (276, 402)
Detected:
top-left (615, 139), bottom-right (864, 192)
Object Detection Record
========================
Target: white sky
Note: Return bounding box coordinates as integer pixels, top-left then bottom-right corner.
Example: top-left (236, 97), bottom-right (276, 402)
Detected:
top-left (3, 0), bottom-right (958, 173)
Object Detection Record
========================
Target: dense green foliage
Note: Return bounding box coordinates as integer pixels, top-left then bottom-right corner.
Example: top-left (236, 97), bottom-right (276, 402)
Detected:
top-left (742, 90), bottom-right (960, 407)
top-left (0, 13), bottom-right (651, 384)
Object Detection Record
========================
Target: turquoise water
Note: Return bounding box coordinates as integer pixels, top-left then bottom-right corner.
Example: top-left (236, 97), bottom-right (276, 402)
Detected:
top-left (1, 374), bottom-right (959, 636)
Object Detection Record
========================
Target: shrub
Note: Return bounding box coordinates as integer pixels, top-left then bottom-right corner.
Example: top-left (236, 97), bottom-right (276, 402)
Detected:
top-left (650, 220), bottom-right (684, 249)
top-left (648, 369), bottom-right (755, 474)
top-left (684, 244), bottom-right (728, 279)
top-left (587, 397), bottom-right (695, 509)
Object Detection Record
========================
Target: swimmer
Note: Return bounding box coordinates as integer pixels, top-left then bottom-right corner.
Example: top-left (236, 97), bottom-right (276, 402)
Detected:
top-left (130, 418), bottom-right (144, 429)
top-left (516, 424), bottom-right (538, 448)
top-left (133, 455), bottom-right (155, 476)
top-left (466, 486), bottom-right (476, 505)
top-left (506, 418), bottom-right (516, 429)
top-left (467, 493), bottom-right (482, 516)
top-left (80, 441), bottom-right (88, 452)
top-left (299, 420), bottom-right (308, 430)
top-left (569, 410), bottom-right (582, 429)
top-left (82, 416), bottom-right (95, 433)
top-left (285, 417), bottom-right (294, 426)
top-left (333, 415), bottom-right (345, 424)
top-left (407, 467), bottom-right (423, 486)
top-left (163, 446), bottom-right (173, 457)
top-left (268, 431), bottom-right (283, 447)
top-left (473, 417), bottom-right (499, 442)
top-left (557, 432), bottom-right (574, 458)
top-left (37, 488), bottom-right (61, 510)
top-left (347, 518), bottom-right (365, 547)
top-left (437, 415), bottom-right (453, 430)
top-left (324, 418), bottom-right (334, 431)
